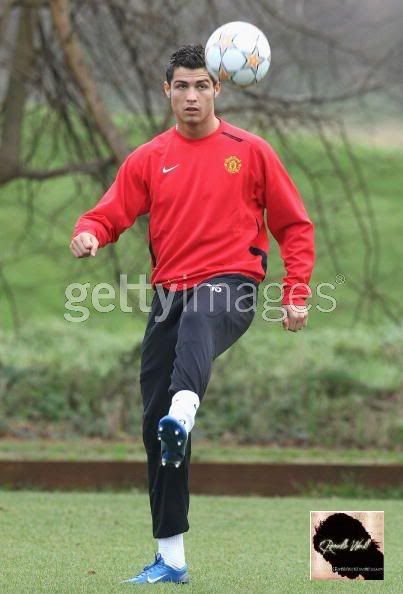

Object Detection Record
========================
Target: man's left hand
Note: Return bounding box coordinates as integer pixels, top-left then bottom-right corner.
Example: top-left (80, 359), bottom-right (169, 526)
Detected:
top-left (282, 304), bottom-right (308, 332)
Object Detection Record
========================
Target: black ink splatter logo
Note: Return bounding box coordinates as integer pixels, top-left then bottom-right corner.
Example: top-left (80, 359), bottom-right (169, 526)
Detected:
top-left (310, 511), bottom-right (384, 580)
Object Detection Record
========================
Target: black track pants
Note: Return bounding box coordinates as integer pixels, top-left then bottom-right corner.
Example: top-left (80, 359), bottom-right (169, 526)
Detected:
top-left (139, 274), bottom-right (259, 538)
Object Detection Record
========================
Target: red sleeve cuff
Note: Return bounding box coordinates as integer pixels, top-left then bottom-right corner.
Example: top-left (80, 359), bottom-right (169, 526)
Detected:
top-left (282, 297), bottom-right (307, 306)
top-left (282, 282), bottom-right (312, 306)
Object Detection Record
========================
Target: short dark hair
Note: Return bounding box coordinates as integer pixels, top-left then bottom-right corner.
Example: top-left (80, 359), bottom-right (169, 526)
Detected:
top-left (166, 44), bottom-right (217, 84)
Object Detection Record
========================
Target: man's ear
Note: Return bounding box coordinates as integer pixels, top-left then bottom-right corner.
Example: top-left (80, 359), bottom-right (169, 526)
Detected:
top-left (163, 81), bottom-right (171, 99)
top-left (213, 81), bottom-right (221, 98)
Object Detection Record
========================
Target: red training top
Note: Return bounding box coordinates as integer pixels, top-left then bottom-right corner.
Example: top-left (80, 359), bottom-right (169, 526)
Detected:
top-left (72, 119), bottom-right (315, 305)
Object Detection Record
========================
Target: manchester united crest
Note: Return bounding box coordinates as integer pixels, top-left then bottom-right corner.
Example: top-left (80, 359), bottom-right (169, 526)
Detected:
top-left (224, 155), bottom-right (242, 174)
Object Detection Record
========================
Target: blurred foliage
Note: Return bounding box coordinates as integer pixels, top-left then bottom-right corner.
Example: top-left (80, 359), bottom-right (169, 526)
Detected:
top-left (0, 320), bottom-right (401, 447)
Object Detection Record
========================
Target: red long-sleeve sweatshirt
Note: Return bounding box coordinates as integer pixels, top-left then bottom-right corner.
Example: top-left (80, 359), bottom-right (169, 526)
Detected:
top-left (72, 119), bottom-right (315, 305)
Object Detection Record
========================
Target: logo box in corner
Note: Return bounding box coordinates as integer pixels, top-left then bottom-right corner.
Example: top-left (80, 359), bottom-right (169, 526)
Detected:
top-left (310, 511), bottom-right (384, 581)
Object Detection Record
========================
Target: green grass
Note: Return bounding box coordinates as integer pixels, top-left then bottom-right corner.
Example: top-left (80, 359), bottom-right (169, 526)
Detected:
top-left (0, 438), bottom-right (402, 465)
top-left (0, 491), bottom-right (397, 592)
top-left (1, 319), bottom-right (402, 447)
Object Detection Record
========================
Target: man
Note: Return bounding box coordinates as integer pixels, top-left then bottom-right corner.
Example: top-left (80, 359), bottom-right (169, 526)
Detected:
top-left (70, 44), bottom-right (315, 585)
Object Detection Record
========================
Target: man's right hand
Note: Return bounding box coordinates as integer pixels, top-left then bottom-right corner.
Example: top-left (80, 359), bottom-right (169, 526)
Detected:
top-left (70, 232), bottom-right (99, 258)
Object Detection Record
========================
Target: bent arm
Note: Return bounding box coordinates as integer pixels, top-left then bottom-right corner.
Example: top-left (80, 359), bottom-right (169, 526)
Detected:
top-left (72, 150), bottom-right (150, 247)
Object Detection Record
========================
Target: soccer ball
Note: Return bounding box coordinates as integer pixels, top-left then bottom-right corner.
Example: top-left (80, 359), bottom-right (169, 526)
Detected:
top-left (205, 21), bottom-right (271, 88)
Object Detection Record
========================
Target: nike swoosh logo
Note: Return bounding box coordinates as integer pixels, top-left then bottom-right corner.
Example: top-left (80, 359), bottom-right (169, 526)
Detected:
top-left (147, 574), bottom-right (168, 583)
top-left (162, 164), bottom-right (179, 174)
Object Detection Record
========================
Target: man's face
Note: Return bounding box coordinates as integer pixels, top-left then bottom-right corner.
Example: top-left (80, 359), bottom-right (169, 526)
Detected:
top-left (164, 67), bottom-right (220, 126)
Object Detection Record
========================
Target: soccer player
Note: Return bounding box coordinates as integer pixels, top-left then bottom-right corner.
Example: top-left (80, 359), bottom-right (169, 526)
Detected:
top-left (70, 44), bottom-right (315, 585)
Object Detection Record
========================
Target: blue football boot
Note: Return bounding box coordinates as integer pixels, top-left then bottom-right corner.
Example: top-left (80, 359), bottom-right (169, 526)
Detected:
top-left (121, 553), bottom-right (189, 584)
top-left (157, 415), bottom-right (188, 468)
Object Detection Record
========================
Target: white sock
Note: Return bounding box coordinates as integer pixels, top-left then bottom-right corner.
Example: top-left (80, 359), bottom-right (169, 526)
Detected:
top-left (169, 390), bottom-right (200, 432)
top-left (157, 533), bottom-right (185, 569)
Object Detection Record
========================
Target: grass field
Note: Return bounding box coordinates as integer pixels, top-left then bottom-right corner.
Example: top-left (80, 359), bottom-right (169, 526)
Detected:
top-left (0, 438), bottom-right (402, 465)
top-left (0, 491), bottom-right (397, 593)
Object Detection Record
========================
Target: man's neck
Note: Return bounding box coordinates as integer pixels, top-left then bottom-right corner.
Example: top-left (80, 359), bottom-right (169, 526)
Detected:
top-left (176, 116), bottom-right (220, 139)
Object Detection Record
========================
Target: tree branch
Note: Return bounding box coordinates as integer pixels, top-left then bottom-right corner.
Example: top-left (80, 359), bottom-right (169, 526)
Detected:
top-left (3, 157), bottom-right (114, 184)
top-left (49, 0), bottom-right (129, 163)
top-left (0, 4), bottom-right (35, 184)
